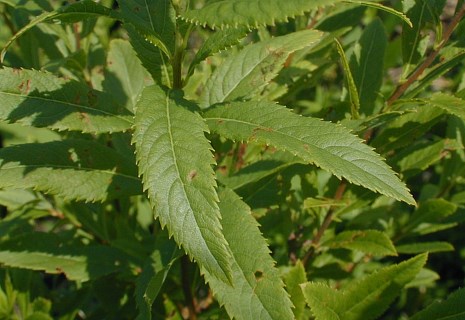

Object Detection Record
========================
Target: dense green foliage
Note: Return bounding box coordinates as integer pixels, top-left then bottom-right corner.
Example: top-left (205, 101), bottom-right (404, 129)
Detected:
top-left (0, 0), bottom-right (464, 319)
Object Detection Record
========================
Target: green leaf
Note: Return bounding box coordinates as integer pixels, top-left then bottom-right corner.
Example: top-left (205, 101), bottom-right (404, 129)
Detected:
top-left (282, 260), bottom-right (308, 320)
top-left (132, 85), bottom-right (232, 283)
top-left (323, 230), bottom-right (397, 256)
top-left (181, 0), bottom-right (344, 29)
top-left (403, 199), bottom-right (457, 235)
top-left (301, 254), bottom-right (427, 320)
top-left (103, 39), bottom-right (148, 111)
top-left (125, 25), bottom-right (173, 87)
top-left (343, 1), bottom-right (412, 26)
top-left (0, 140), bottom-right (142, 202)
top-left (119, 0), bottom-right (175, 57)
top-left (393, 139), bottom-right (460, 176)
top-left (401, 0), bottom-right (437, 78)
top-left (204, 101), bottom-right (415, 205)
top-left (406, 268), bottom-right (440, 288)
top-left (0, 67), bottom-right (133, 133)
top-left (0, 232), bottom-right (132, 282)
top-left (396, 241), bottom-right (454, 254)
top-left (200, 29), bottom-right (323, 108)
top-left (219, 151), bottom-right (302, 190)
top-left (203, 188), bottom-right (294, 320)
top-left (186, 27), bottom-right (249, 80)
top-left (1, 0), bottom-right (114, 62)
top-left (135, 235), bottom-right (181, 320)
top-left (349, 18), bottom-right (387, 115)
top-left (372, 104), bottom-right (444, 152)
top-left (425, 93), bottom-right (465, 120)
top-left (405, 50), bottom-right (465, 98)
top-left (335, 38), bottom-right (360, 119)
top-left (411, 287), bottom-right (465, 320)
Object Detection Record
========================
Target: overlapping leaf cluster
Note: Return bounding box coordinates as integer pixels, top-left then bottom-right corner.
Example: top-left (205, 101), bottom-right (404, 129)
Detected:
top-left (0, 0), bottom-right (464, 319)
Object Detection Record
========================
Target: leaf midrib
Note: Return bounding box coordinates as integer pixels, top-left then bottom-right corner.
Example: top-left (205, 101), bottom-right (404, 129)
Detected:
top-left (164, 93), bottom-right (222, 273)
top-left (205, 116), bottom-right (394, 186)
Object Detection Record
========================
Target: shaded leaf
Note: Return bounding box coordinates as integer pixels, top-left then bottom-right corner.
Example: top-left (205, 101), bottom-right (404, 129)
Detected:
top-left (392, 139), bottom-right (460, 176)
top-left (403, 199), bottom-right (457, 235)
top-left (135, 234), bottom-right (181, 320)
top-left (125, 25), bottom-right (173, 87)
top-left (203, 188), bottom-right (294, 320)
top-left (103, 39), bottom-right (148, 111)
top-left (396, 241), bottom-right (454, 254)
top-left (132, 85), bottom-right (232, 283)
top-left (187, 27), bottom-right (249, 79)
top-left (282, 260), bottom-right (308, 320)
top-left (426, 93), bottom-right (465, 120)
top-left (411, 287), bottom-right (465, 320)
top-left (204, 101), bottom-right (415, 205)
top-left (219, 151), bottom-right (302, 190)
top-left (335, 38), bottom-right (360, 119)
top-left (343, 1), bottom-right (412, 26)
top-left (1, 0), bottom-right (114, 62)
top-left (200, 29), bottom-right (323, 108)
top-left (372, 104), bottom-right (444, 152)
top-left (301, 254), bottom-right (427, 320)
top-left (0, 232), bottom-right (132, 282)
top-left (323, 230), bottom-right (397, 256)
top-left (119, 0), bottom-right (176, 57)
top-left (0, 67), bottom-right (133, 133)
top-left (0, 140), bottom-right (142, 202)
top-left (349, 18), bottom-right (387, 115)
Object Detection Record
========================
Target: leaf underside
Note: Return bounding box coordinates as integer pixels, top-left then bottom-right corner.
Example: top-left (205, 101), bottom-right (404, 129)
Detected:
top-left (0, 140), bottom-right (142, 202)
top-left (203, 188), bottom-right (294, 320)
top-left (132, 85), bottom-right (232, 283)
top-left (0, 67), bottom-right (133, 133)
top-left (204, 101), bottom-right (415, 205)
top-left (181, 0), bottom-right (344, 29)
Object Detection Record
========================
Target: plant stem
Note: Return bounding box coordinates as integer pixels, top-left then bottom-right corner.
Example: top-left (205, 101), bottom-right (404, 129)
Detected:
top-left (181, 255), bottom-right (197, 320)
top-left (302, 181), bottom-right (347, 266)
top-left (386, 2), bottom-right (465, 107)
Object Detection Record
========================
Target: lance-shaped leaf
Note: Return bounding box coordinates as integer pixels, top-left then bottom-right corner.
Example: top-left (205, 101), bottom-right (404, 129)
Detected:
top-left (0, 68), bottom-right (133, 133)
top-left (301, 254), bottom-right (427, 320)
top-left (202, 188), bottom-right (294, 320)
top-left (119, 0), bottom-right (176, 57)
top-left (135, 234), bottom-right (181, 320)
top-left (103, 39), bottom-right (147, 112)
top-left (199, 30), bottom-right (322, 108)
top-left (282, 260), bottom-right (309, 320)
top-left (125, 25), bottom-right (173, 87)
top-left (424, 93), bottom-right (465, 120)
top-left (0, 140), bottom-right (142, 202)
top-left (411, 287), bottom-right (465, 320)
top-left (349, 18), bottom-right (387, 115)
top-left (204, 101), bottom-right (415, 205)
top-left (1, 0), bottom-right (115, 62)
top-left (0, 232), bottom-right (133, 282)
top-left (323, 230), bottom-right (397, 256)
top-left (181, 0), bottom-right (344, 29)
top-left (132, 85), bottom-right (232, 283)
top-left (187, 27), bottom-right (249, 79)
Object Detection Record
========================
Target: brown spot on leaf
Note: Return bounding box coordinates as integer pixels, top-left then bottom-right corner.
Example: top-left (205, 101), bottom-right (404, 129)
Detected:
top-left (187, 170), bottom-right (197, 181)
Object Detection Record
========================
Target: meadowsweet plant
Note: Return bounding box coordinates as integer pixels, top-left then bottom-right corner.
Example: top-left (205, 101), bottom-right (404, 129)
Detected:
top-left (0, 0), bottom-right (464, 319)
